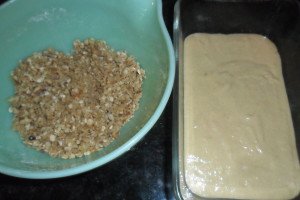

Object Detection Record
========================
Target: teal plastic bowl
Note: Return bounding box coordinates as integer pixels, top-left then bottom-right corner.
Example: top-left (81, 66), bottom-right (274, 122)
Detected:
top-left (0, 0), bottom-right (174, 179)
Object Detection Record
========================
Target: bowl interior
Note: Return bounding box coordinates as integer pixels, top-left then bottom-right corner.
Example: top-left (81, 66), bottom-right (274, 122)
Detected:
top-left (0, 0), bottom-right (170, 174)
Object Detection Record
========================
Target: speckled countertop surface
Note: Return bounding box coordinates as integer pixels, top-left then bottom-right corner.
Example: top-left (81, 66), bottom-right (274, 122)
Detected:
top-left (0, 0), bottom-right (177, 199)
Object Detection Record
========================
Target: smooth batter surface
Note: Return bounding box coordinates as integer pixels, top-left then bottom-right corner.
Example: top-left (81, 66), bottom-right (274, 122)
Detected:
top-left (183, 33), bottom-right (300, 199)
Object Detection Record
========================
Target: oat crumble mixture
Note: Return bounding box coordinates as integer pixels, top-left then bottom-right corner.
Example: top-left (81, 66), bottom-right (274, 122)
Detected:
top-left (9, 38), bottom-right (145, 159)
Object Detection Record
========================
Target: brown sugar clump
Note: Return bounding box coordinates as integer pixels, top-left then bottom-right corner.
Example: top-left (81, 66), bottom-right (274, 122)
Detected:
top-left (9, 38), bottom-right (145, 159)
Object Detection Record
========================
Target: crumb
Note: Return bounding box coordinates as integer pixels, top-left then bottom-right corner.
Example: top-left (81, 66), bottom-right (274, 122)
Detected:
top-left (9, 38), bottom-right (145, 159)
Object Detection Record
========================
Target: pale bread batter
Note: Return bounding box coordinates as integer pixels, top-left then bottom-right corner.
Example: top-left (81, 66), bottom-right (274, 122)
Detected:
top-left (183, 33), bottom-right (300, 199)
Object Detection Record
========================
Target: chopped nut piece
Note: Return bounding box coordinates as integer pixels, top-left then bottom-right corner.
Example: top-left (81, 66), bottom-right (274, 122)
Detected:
top-left (49, 134), bottom-right (56, 142)
top-left (8, 107), bottom-right (13, 113)
top-left (86, 119), bottom-right (94, 126)
top-left (71, 88), bottom-right (80, 97)
top-left (108, 97), bottom-right (114, 102)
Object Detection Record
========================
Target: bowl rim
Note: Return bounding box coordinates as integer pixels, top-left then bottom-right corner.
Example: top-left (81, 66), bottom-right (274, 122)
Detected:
top-left (0, 0), bottom-right (175, 179)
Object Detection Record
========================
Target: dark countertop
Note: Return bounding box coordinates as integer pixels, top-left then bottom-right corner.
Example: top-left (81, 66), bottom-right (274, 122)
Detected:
top-left (0, 0), bottom-right (177, 200)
